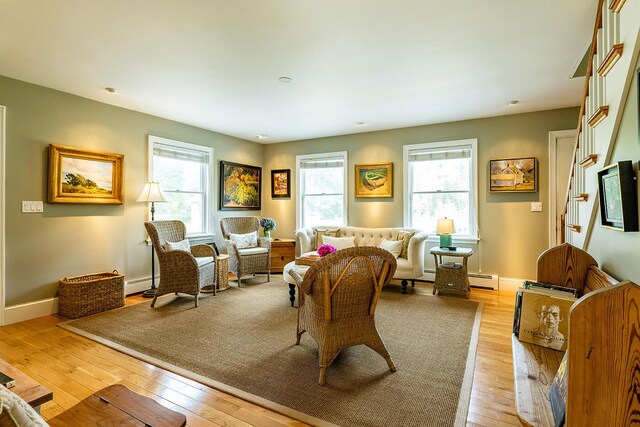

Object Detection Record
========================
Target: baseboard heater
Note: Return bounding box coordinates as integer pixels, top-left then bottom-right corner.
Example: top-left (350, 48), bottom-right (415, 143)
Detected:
top-left (124, 276), bottom-right (158, 296)
top-left (422, 270), bottom-right (499, 290)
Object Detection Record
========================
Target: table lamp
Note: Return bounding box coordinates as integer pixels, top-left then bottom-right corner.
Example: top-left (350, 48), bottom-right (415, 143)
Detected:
top-left (137, 181), bottom-right (166, 298)
top-left (436, 217), bottom-right (455, 248)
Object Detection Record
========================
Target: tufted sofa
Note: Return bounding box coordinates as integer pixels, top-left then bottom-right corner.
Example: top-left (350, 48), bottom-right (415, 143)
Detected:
top-left (294, 226), bottom-right (428, 293)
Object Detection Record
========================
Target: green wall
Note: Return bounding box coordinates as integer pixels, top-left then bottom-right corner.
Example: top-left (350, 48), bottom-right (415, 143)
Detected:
top-left (0, 75), bottom-right (263, 306)
top-left (586, 56), bottom-right (640, 283)
top-left (262, 108), bottom-right (580, 280)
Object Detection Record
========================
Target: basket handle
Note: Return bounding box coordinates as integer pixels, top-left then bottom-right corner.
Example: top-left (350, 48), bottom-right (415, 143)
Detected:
top-left (113, 269), bottom-right (119, 275)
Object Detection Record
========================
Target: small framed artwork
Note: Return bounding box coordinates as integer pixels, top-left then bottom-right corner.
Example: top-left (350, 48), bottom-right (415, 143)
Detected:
top-left (48, 144), bottom-right (124, 204)
top-left (355, 162), bottom-right (393, 198)
top-left (271, 169), bottom-right (290, 198)
top-left (489, 157), bottom-right (537, 193)
top-left (597, 161), bottom-right (638, 231)
top-left (219, 160), bottom-right (262, 210)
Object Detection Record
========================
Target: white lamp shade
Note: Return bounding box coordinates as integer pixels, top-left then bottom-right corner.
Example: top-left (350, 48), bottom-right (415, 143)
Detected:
top-left (436, 218), bottom-right (455, 234)
top-left (137, 182), bottom-right (166, 203)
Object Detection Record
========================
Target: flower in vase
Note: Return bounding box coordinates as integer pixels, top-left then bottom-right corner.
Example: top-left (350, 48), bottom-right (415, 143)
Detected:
top-left (317, 244), bottom-right (337, 257)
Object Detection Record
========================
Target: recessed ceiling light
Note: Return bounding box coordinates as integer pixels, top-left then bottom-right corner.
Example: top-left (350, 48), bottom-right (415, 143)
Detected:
top-left (256, 134), bottom-right (268, 140)
top-left (278, 77), bottom-right (292, 83)
top-left (508, 100), bottom-right (519, 106)
top-left (356, 121), bottom-right (366, 126)
top-left (105, 87), bottom-right (117, 94)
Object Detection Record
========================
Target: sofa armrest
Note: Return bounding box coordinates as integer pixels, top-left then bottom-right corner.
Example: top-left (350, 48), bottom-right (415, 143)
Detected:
top-left (295, 228), bottom-right (314, 257)
top-left (406, 232), bottom-right (428, 267)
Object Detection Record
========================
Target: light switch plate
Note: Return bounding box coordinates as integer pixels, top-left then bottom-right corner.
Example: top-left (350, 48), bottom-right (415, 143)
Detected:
top-left (531, 202), bottom-right (543, 212)
top-left (22, 201), bottom-right (44, 213)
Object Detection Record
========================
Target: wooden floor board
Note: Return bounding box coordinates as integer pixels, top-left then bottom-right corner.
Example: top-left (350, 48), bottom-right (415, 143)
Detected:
top-left (0, 284), bottom-right (519, 426)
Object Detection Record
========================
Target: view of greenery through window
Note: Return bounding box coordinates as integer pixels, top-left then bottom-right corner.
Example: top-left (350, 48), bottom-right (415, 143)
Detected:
top-left (410, 157), bottom-right (471, 235)
top-left (302, 166), bottom-right (344, 227)
top-left (153, 155), bottom-right (205, 234)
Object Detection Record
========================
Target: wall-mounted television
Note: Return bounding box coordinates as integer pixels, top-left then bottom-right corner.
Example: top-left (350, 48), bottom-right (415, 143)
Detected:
top-left (597, 160), bottom-right (638, 231)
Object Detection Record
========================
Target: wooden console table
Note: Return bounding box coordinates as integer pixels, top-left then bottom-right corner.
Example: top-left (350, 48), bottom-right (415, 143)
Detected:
top-left (0, 358), bottom-right (52, 413)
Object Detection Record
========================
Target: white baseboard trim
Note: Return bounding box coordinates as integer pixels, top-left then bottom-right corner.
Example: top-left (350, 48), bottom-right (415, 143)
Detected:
top-left (4, 297), bottom-right (59, 325)
top-left (499, 277), bottom-right (531, 292)
top-left (2, 276), bottom-right (157, 325)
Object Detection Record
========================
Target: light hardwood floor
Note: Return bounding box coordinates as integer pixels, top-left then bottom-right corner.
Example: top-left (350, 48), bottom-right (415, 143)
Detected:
top-left (0, 283), bottom-right (520, 426)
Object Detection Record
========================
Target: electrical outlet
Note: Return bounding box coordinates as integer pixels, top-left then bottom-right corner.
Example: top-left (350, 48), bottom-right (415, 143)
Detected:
top-left (531, 202), bottom-right (543, 212)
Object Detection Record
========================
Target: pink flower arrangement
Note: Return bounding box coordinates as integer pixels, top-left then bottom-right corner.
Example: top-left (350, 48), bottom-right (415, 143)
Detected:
top-left (317, 244), bottom-right (337, 257)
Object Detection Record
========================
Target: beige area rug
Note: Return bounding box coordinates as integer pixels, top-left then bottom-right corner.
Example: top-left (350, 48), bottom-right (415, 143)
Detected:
top-left (60, 278), bottom-right (483, 427)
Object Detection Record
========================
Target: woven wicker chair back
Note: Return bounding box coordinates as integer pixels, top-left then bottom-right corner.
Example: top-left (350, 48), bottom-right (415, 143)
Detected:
top-left (301, 247), bottom-right (397, 321)
top-left (219, 217), bottom-right (260, 239)
top-left (145, 221), bottom-right (187, 255)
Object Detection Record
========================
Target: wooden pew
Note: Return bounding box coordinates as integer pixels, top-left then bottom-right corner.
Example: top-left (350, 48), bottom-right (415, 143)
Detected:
top-left (512, 243), bottom-right (634, 427)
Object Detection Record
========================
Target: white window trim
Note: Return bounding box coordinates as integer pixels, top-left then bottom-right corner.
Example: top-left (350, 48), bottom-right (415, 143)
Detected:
top-left (148, 135), bottom-right (215, 239)
top-left (403, 139), bottom-right (479, 243)
top-left (295, 151), bottom-right (348, 230)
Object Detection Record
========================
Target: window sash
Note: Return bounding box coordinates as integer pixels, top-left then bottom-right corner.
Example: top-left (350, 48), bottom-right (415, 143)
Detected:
top-left (403, 140), bottom-right (477, 240)
top-left (149, 135), bottom-right (213, 236)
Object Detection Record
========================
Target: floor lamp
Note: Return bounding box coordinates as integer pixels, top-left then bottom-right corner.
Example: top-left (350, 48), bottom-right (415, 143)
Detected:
top-left (137, 181), bottom-right (166, 298)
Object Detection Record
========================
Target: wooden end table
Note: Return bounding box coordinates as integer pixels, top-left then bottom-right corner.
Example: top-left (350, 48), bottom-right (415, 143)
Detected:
top-left (430, 247), bottom-right (474, 298)
top-left (216, 254), bottom-right (230, 291)
top-left (270, 239), bottom-right (296, 273)
top-left (0, 358), bottom-right (52, 413)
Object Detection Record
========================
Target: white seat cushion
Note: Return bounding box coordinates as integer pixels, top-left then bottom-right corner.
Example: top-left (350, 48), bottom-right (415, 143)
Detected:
top-left (238, 247), bottom-right (268, 255)
top-left (195, 256), bottom-right (214, 267)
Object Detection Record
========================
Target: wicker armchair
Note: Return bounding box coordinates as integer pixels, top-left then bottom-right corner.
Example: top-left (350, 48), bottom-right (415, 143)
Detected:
top-left (289, 246), bottom-right (398, 385)
top-left (219, 217), bottom-right (271, 286)
top-left (144, 220), bottom-right (216, 308)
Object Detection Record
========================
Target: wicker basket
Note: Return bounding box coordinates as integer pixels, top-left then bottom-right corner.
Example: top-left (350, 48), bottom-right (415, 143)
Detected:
top-left (59, 270), bottom-right (125, 319)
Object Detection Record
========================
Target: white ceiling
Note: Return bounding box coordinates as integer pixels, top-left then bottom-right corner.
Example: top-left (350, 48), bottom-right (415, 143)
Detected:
top-left (0, 1), bottom-right (594, 143)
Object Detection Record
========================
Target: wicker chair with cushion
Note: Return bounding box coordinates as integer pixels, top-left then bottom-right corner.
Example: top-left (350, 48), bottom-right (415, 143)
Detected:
top-left (144, 220), bottom-right (216, 308)
top-left (220, 217), bottom-right (271, 286)
top-left (289, 246), bottom-right (398, 385)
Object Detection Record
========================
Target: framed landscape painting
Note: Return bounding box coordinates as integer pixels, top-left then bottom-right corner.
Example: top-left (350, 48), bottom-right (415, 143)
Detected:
top-left (219, 161), bottom-right (262, 210)
top-left (48, 144), bottom-right (124, 204)
top-left (271, 169), bottom-right (290, 198)
top-left (489, 157), bottom-right (537, 192)
top-left (355, 162), bottom-right (393, 198)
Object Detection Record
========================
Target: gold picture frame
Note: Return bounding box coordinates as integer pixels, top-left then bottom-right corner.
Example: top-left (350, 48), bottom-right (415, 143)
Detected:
top-left (48, 144), bottom-right (124, 204)
top-left (355, 162), bottom-right (393, 198)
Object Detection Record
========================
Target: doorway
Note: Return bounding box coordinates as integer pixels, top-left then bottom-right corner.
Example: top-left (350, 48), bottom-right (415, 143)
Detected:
top-left (549, 130), bottom-right (577, 247)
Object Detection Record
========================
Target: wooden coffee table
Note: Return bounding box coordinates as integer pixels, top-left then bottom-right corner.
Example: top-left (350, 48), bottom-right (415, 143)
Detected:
top-left (49, 384), bottom-right (186, 426)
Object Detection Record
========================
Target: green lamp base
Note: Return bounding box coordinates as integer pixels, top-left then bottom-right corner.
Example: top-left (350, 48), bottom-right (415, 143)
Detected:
top-left (439, 233), bottom-right (452, 248)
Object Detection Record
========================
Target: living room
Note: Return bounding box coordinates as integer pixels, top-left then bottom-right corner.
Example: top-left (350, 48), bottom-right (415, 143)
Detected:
top-left (0, 1), bottom-right (639, 426)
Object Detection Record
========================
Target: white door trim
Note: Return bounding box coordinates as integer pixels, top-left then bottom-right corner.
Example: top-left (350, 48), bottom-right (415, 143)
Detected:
top-left (548, 129), bottom-right (577, 248)
top-left (0, 105), bottom-right (6, 326)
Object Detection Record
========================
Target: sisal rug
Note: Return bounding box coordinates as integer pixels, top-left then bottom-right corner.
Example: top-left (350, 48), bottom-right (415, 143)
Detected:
top-left (60, 278), bottom-right (483, 427)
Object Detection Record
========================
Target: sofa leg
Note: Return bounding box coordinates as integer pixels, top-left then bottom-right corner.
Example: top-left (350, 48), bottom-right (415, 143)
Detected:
top-left (411, 280), bottom-right (415, 288)
top-left (401, 280), bottom-right (408, 294)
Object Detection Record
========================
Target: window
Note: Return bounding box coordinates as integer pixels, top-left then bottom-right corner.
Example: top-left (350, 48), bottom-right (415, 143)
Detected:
top-left (296, 151), bottom-right (348, 229)
top-left (404, 139), bottom-right (478, 241)
top-left (149, 135), bottom-right (214, 238)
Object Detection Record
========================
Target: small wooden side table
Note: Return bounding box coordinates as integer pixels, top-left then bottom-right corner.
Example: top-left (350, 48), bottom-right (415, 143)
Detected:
top-left (430, 247), bottom-right (474, 298)
top-left (216, 254), bottom-right (230, 291)
top-left (270, 239), bottom-right (296, 273)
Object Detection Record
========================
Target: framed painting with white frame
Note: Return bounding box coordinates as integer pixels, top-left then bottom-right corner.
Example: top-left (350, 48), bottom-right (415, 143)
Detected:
top-left (48, 144), bottom-right (124, 204)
